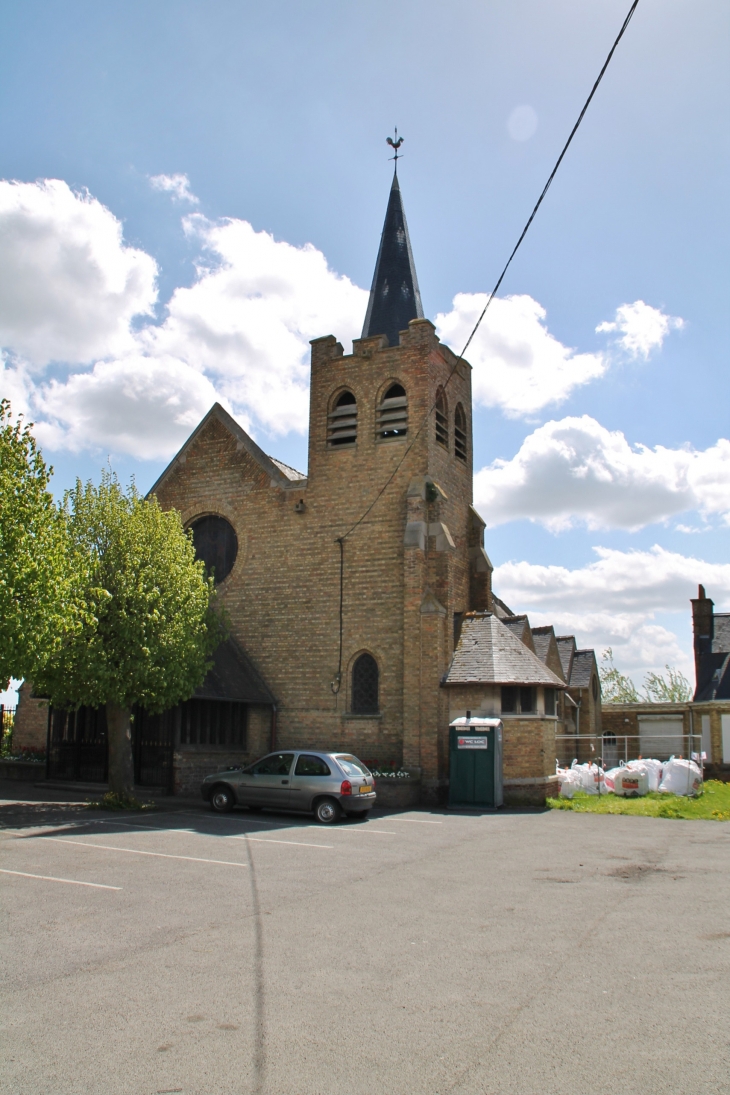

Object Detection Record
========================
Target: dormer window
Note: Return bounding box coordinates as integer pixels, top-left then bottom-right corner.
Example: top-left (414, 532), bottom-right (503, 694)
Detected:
top-left (435, 387), bottom-right (448, 449)
top-left (327, 390), bottom-right (357, 447)
top-left (454, 403), bottom-right (467, 462)
top-left (376, 383), bottom-right (408, 441)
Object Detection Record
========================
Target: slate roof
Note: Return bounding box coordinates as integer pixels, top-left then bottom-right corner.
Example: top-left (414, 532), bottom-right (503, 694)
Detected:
top-left (361, 172), bottom-right (424, 347)
top-left (531, 626), bottom-right (553, 664)
top-left (569, 649), bottom-right (596, 689)
top-left (501, 615), bottom-right (532, 644)
top-left (269, 457), bottom-right (306, 482)
top-left (491, 595), bottom-right (514, 620)
top-left (444, 614), bottom-right (566, 688)
top-left (556, 636), bottom-right (576, 682)
top-left (712, 614), bottom-right (730, 653)
top-left (195, 638), bottom-right (275, 705)
top-left (694, 652), bottom-right (730, 702)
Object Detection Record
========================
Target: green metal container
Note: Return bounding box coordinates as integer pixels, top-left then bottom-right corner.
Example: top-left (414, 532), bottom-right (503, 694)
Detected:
top-left (448, 717), bottom-right (503, 809)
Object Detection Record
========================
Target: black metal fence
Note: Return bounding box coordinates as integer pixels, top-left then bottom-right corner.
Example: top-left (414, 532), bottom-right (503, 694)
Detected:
top-left (47, 705), bottom-right (175, 791)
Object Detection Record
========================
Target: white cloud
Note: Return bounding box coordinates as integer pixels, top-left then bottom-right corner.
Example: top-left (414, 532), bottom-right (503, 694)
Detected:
top-left (134, 214), bottom-right (367, 438)
top-left (0, 180), bottom-right (157, 366)
top-left (475, 415), bottom-right (730, 531)
top-left (34, 355), bottom-right (221, 461)
top-left (436, 293), bottom-right (607, 417)
top-left (0, 178), bottom-right (689, 461)
top-left (149, 173), bottom-right (200, 205)
top-left (596, 300), bottom-right (684, 359)
top-left (507, 105), bottom-right (538, 142)
top-left (0, 181), bottom-right (367, 456)
top-left (493, 545), bottom-right (730, 678)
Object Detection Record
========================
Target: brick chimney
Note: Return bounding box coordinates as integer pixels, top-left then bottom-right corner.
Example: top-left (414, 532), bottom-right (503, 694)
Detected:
top-left (690, 584), bottom-right (714, 691)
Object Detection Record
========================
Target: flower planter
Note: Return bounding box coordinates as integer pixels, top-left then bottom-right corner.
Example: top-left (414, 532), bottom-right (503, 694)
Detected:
top-left (0, 759), bottom-right (46, 781)
top-left (373, 773), bottom-right (421, 810)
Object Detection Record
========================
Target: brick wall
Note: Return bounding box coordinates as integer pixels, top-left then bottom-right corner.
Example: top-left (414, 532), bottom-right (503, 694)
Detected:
top-left (12, 682), bottom-right (48, 751)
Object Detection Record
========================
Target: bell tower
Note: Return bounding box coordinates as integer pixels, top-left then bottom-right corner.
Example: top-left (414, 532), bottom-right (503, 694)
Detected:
top-left (304, 154), bottom-right (491, 800)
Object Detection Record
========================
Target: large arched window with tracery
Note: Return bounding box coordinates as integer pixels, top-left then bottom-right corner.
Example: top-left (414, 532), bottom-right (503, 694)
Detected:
top-left (351, 653), bottom-right (379, 714)
top-left (376, 382), bottom-right (408, 441)
top-left (327, 390), bottom-right (358, 447)
top-left (435, 387), bottom-right (448, 449)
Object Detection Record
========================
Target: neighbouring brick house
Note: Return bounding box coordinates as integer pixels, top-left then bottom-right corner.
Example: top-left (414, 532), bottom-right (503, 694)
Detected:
top-left (597, 586), bottom-right (730, 778)
top-left (27, 170), bottom-right (602, 805)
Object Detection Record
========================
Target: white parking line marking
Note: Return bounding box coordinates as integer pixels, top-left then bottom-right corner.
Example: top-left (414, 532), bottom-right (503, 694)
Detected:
top-left (82, 819), bottom-right (333, 848)
top-left (237, 836), bottom-right (333, 849)
top-left (387, 818), bottom-right (443, 825)
top-left (46, 837), bottom-right (248, 867)
top-left (332, 827), bottom-right (396, 835)
top-left (0, 868), bottom-right (121, 890)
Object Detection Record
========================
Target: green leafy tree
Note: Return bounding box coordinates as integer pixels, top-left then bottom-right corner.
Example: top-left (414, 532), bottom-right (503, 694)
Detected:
top-left (599, 648), bottom-right (640, 703)
top-left (643, 665), bottom-right (693, 702)
top-left (601, 648), bottom-right (693, 704)
top-left (0, 400), bottom-right (77, 689)
top-left (35, 472), bottom-right (223, 794)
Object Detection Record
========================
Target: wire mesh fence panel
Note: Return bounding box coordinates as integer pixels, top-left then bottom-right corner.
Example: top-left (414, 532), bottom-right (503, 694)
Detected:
top-left (555, 732), bottom-right (702, 770)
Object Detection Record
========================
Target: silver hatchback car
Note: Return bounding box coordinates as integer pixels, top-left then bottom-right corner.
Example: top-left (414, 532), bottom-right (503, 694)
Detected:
top-left (201, 751), bottom-right (377, 824)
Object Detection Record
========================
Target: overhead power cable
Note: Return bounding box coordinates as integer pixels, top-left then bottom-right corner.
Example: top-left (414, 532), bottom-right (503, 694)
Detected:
top-left (338, 0), bottom-right (642, 544)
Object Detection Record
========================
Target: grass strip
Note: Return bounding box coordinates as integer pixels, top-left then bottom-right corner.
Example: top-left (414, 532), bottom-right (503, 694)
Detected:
top-left (547, 779), bottom-right (730, 820)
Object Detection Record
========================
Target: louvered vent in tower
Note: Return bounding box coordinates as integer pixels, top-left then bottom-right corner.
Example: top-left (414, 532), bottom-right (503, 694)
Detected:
top-left (454, 403), bottom-right (467, 462)
top-left (435, 387), bottom-right (448, 449)
top-left (376, 383), bottom-right (407, 441)
top-left (327, 390), bottom-right (357, 447)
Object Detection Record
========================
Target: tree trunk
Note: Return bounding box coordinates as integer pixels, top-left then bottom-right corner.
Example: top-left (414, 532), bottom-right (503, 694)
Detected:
top-left (106, 703), bottom-right (135, 796)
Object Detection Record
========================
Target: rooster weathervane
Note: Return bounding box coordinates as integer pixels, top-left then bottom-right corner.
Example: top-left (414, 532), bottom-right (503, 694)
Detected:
top-left (386, 128), bottom-right (404, 169)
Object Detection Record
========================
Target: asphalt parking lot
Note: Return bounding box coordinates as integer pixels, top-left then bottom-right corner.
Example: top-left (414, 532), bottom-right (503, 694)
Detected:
top-left (1, 784), bottom-right (728, 1095)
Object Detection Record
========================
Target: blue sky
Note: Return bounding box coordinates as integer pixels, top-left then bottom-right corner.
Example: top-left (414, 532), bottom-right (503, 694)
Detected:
top-left (1, 0), bottom-right (729, 697)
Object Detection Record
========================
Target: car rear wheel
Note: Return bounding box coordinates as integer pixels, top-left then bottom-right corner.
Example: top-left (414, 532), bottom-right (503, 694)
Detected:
top-left (210, 785), bottom-right (235, 813)
top-left (314, 797), bottom-right (342, 825)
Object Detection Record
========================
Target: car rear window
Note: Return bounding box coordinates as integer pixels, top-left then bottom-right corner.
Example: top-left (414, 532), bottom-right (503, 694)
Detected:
top-left (295, 755), bottom-right (331, 777)
top-left (335, 755), bottom-right (371, 777)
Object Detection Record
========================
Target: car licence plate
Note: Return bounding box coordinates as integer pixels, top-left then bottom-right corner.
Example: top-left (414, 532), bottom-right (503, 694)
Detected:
top-left (359, 785), bottom-right (371, 794)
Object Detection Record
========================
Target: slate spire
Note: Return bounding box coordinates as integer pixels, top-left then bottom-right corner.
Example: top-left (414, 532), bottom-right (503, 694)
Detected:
top-left (361, 171), bottom-right (424, 346)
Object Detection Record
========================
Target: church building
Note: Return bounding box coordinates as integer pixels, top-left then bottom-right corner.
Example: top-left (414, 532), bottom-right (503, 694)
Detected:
top-left (24, 168), bottom-right (604, 805)
top-left (147, 169), bottom-right (578, 805)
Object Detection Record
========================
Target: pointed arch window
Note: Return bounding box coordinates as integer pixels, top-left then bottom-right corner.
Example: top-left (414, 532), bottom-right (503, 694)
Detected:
top-left (376, 383), bottom-right (408, 441)
top-left (454, 403), bottom-right (467, 462)
top-left (435, 387), bottom-right (448, 449)
top-left (327, 390), bottom-right (357, 447)
top-left (351, 653), bottom-right (379, 714)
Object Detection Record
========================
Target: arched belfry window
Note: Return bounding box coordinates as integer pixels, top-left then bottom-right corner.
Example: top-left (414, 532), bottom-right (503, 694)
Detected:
top-left (190, 515), bottom-right (238, 584)
top-left (327, 390), bottom-right (357, 447)
top-left (351, 653), bottom-right (379, 714)
top-left (454, 403), bottom-right (467, 462)
top-left (376, 382), bottom-right (408, 441)
top-left (435, 387), bottom-right (448, 449)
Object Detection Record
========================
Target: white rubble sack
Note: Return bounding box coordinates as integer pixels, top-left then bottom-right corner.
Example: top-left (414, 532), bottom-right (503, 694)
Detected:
top-left (570, 761), bottom-right (608, 795)
top-left (658, 758), bottom-right (703, 796)
top-left (626, 758), bottom-right (663, 792)
top-left (604, 767), bottom-right (622, 793)
top-left (612, 767), bottom-right (649, 797)
top-left (556, 766), bottom-right (582, 799)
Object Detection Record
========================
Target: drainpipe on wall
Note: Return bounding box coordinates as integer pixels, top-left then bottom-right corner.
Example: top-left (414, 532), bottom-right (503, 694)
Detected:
top-left (270, 704), bottom-right (277, 752)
